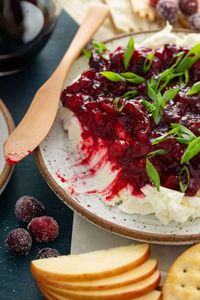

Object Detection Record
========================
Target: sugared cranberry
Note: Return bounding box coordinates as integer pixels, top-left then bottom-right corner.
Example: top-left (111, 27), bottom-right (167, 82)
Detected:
top-left (189, 13), bottom-right (200, 31)
top-left (37, 248), bottom-right (61, 259)
top-left (15, 195), bottom-right (45, 223)
top-left (28, 216), bottom-right (59, 243)
top-left (156, 0), bottom-right (179, 24)
top-left (6, 228), bottom-right (32, 255)
top-left (179, 0), bottom-right (198, 16)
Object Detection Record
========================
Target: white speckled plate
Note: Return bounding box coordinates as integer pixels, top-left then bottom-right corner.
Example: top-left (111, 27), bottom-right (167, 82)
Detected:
top-left (35, 30), bottom-right (200, 245)
top-left (0, 100), bottom-right (15, 194)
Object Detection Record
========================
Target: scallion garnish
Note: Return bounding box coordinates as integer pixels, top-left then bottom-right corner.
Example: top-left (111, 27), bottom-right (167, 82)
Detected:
top-left (100, 71), bottom-right (145, 84)
top-left (113, 98), bottom-right (124, 112)
top-left (179, 166), bottom-right (190, 193)
top-left (100, 71), bottom-right (125, 82)
top-left (142, 83), bottom-right (179, 125)
top-left (162, 88), bottom-right (179, 102)
top-left (92, 40), bottom-right (109, 60)
top-left (152, 123), bottom-right (196, 145)
top-left (120, 72), bottom-right (145, 84)
top-left (187, 81), bottom-right (200, 96)
top-left (92, 40), bottom-right (107, 52)
top-left (122, 90), bottom-right (139, 98)
top-left (147, 149), bottom-right (168, 159)
top-left (175, 44), bottom-right (200, 73)
top-left (146, 158), bottom-right (160, 191)
top-left (83, 49), bottom-right (91, 59)
top-left (143, 51), bottom-right (154, 73)
top-left (123, 37), bottom-right (134, 70)
top-left (181, 136), bottom-right (200, 163)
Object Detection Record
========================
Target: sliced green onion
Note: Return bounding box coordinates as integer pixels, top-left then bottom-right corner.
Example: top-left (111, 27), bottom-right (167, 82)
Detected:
top-left (83, 49), bottom-right (91, 59)
top-left (143, 51), bottom-right (154, 73)
top-left (146, 158), bottom-right (160, 191)
top-left (179, 166), bottom-right (190, 193)
top-left (123, 36), bottom-right (134, 70)
top-left (162, 88), bottom-right (179, 102)
top-left (187, 81), bottom-right (200, 96)
top-left (181, 136), bottom-right (200, 163)
top-left (122, 90), bottom-right (139, 98)
top-left (147, 149), bottom-right (168, 158)
top-left (100, 71), bottom-right (124, 82)
top-left (120, 72), bottom-right (145, 84)
top-left (175, 44), bottom-right (200, 73)
top-left (113, 98), bottom-right (124, 112)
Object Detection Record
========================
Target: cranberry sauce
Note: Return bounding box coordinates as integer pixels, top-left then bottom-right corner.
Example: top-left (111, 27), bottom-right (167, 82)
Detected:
top-left (61, 45), bottom-right (200, 197)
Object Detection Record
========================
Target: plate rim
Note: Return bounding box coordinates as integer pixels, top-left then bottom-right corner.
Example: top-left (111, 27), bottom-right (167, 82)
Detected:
top-left (35, 29), bottom-right (200, 244)
top-left (0, 99), bottom-right (15, 191)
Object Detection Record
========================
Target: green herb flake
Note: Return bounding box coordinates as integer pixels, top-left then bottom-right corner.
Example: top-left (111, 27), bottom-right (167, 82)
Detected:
top-left (179, 166), bottom-right (190, 193)
top-left (143, 51), bottom-right (154, 73)
top-left (123, 36), bottom-right (134, 70)
top-left (100, 71), bottom-right (124, 82)
top-left (156, 52), bottom-right (185, 91)
top-left (92, 40), bottom-right (107, 53)
top-left (83, 49), bottom-right (91, 59)
top-left (120, 72), bottom-right (145, 84)
top-left (152, 123), bottom-right (196, 145)
top-left (187, 81), bottom-right (200, 96)
top-left (171, 123), bottom-right (196, 145)
top-left (146, 158), bottom-right (160, 191)
top-left (181, 136), bottom-right (200, 163)
top-left (113, 98), bottom-right (124, 112)
top-left (92, 40), bottom-right (109, 60)
top-left (141, 100), bottom-right (156, 114)
top-left (147, 80), bottom-right (158, 102)
top-left (175, 44), bottom-right (200, 73)
top-left (184, 69), bottom-right (190, 85)
top-left (122, 90), bottom-right (139, 99)
top-left (144, 83), bottom-right (177, 125)
top-left (147, 149), bottom-right (168, 159)
top-left (162, 88), bottom-right (179, 102)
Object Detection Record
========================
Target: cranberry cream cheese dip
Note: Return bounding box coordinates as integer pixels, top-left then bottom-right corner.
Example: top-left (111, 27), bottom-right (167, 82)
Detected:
top-left (60, 24), bottom-right (200, 225)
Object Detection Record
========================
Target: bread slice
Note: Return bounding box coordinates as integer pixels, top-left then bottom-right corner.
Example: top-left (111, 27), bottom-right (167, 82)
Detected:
top-left (36, 259), bottom-right (157, 291)
top-left (39, 283), bottom-right (161, 300)
top-left (31, 244), bottom-right (150, 281)
top-left (38, 270), bottom-right (160, 300)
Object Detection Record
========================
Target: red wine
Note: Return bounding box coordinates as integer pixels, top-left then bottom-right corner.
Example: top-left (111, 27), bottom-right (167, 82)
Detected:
top-left (0, 0), bottom-right (60, 74)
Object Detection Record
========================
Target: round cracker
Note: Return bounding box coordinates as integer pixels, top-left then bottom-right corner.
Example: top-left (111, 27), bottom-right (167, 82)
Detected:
top-left (163, 243), bottom-right (200, 300)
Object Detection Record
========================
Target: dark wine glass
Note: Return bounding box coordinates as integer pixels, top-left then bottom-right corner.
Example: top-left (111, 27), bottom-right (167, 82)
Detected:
top-left (0, 0), bottom-right (61, 75)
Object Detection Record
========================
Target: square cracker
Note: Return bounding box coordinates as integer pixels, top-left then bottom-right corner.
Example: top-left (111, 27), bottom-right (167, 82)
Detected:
top-left (104, 0), bottom-right (160, 32)
top-left (131, 0), bottom-right (157, 22)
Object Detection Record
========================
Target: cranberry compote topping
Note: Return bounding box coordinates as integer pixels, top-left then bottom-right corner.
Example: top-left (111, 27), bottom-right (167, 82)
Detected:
top-left (61, 44), bottom-right (200, 197)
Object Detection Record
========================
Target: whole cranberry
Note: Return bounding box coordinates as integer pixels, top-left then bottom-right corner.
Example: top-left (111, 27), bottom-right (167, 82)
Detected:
top-left (15, 195), bottom-right (45, 223)
top-left (156, 0), bottom-right (179, 24)
top-left (179, 0), bottom-right (198, 16)
top-left (189, 13), bottom-right (200, 31)
top-left (37, 248), bottom-right (61, 259)
top-left (6, 228), bottom-right (32, 255)
top-left (28, 216), bottom-right (59, 243)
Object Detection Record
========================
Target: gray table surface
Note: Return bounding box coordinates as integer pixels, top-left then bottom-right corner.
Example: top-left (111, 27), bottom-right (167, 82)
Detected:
top-left (0, 11), bottom-right (77, 300)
